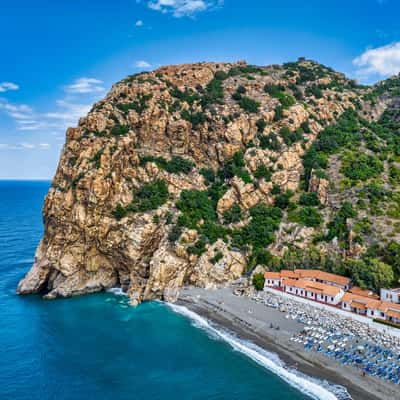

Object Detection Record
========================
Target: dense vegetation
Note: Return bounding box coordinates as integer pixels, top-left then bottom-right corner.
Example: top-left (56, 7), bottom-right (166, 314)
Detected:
top-left (113, 179), bottom-right (169, 219)
top-left (139, 155), bottom-right (194, 174)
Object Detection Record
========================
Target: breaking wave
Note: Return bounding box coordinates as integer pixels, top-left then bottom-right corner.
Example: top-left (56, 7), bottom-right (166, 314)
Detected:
top-left (168, 303), bottom-right (351, 400)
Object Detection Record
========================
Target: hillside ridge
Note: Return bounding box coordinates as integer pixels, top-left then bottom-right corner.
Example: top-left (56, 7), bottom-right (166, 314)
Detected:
top-left (17, 58), bottom-right (400, 304)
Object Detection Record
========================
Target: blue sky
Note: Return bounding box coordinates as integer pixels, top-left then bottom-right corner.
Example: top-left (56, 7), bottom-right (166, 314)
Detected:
top-left (1, 0), bottom-right (400, 179)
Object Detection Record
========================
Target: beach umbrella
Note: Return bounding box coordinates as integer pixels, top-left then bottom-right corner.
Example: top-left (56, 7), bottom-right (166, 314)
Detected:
top-left (357, 345), bottom-right (365, 351)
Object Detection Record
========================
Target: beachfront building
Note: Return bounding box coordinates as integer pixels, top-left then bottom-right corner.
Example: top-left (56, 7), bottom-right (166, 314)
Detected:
top-left (294, 269), bottom-right (351, 291)
top-left (367, 301), bottom-right (400, 325)
top-left (341, 293), bottom-right (375, 315)
top-left (341, 293), bottom-right (400, 325)
top-left (349, 286), bottom-right (379, 299)
top-left (281, 278), bottom-right (344, 305)
top-left (380, 288), bottom-right (400, 304)
top-left (263, 269), bottom-right (351, 292)
top-left (263, 272), bottom-right (281, 288)
top-left (262, 269), bottom-right (400, 325)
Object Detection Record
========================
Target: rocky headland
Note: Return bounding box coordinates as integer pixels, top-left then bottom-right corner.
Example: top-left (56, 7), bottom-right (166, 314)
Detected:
top-left (17, 59), bottom-right (400, 305)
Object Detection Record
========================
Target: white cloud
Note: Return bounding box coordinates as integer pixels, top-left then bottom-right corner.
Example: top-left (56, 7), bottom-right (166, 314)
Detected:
top-left (0, 97), bottom-right (92, 132)
top-left (135, 60), bottom-right (152, 68)
top-left (147, 0), bottom-right (222, 17)
top-left (353, 42), bottom-right (400, 78)
top-left (0, 82), bottom-right (19, 93)
top-left (0, 142), bottom-right (48, 150)
top-left (0, 100), bottom-right (34, 125)
top-left (45, 99), bottom-right (91, 122)
top-left (64, 77), bottom-right (105, 94)
top-left (135, 20), bottom-right (144, 26)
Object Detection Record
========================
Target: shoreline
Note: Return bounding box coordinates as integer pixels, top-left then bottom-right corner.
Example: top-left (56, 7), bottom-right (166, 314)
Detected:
top-left (177, 287), bottom-right (398, 400)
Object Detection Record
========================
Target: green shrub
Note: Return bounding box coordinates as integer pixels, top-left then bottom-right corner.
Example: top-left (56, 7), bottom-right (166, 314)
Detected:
top-left (116, 93), bottom-right (152, 114)
top-left (259, 132), bottom-right (281, 151)
top-left (290, 206), bottom-right (322, 227)
top-left (264, 83), bottom-right (285, 96)
top-left (253, 164), bottom-right (272, 181)
top-left (238, 96), bottom-right (260, 113)
top-left (140, 155), bottom-right (194, 174)
top-left (181, 109), bottom-right (207, 127)
top-left (229, 65), bottom-right (265, 76)
top-left (209, 251), bottom-right (224, 264)
top-left (111, 124), bottom-right (130, 136)
top-left (252, 273), bottom-right (265, 291)
top-left (199, 221), bottom-right (229, 244)
top-left (200, 76), bottom-right (225, 107)
top-left (168, 225), bottom-right (182, 242)
top-left (90, 150), bottom-right (103, 169)
top-left (218, 151), bottom-right (252, 183)
top-left (199, 168), bottom-right (216, 185)
top-left (275, 92), bottom-right (296, 108)
top-left (232, 91), bottom-right (242, 101)
top-left (112, 204), bottom-right (128, 220)
top-left (305, 85), bottom-right (324, 99)
top-left (300, 121), bottom-right (311, 133)
top-left (341, 152), bottom-right (383, 182)
top-left (273, 105), bottom-right (284, 121)
top-left (299, 192), bottom-right (320, 206)
top-left (170, 87), bottom-right (199, 105)
top-left (214, 70), bottom-right (228, 81)
top-left (271, 184), bottom-right (281, 195)
top-left (231, 204), bottom-right (282, 250)
top-left (256, 118), bottom-right (267, 133)
top-left (223, 204), bottom-right (242, 224)
top-left (187, 238), bottom-right (207, 256)
top-left (275, 190), bottom-right (294, 209)
top-left (279, 126), bottom-right (303, 146)
top-left (177, 189), bottom-right (217, 229)
top-left (326, 201), bottom-right (357, 244)
top-left (112, 179), bottom-right (169, 219)
top-left (373, 318), bottom-right (400, 329)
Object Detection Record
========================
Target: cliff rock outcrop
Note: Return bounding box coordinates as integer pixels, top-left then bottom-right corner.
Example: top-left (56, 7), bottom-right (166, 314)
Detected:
top-left (17, 59), bottom-right (400, 303)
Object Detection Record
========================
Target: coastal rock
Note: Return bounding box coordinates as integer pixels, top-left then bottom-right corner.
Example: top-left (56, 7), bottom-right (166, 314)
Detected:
top-left (17, 59), bottom-right (386, 304)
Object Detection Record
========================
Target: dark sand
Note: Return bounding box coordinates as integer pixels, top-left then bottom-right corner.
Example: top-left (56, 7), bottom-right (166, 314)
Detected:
top-left (178, 287), bottom-right (399, 400)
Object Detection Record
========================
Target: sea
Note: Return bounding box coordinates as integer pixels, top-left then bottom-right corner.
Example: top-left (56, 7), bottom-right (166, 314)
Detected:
top-left (0, 180), bottom-right (347, 400)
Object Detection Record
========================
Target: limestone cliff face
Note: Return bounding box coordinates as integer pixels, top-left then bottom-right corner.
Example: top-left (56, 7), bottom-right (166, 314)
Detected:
top-left (17, 60), bottom-right (369, 304)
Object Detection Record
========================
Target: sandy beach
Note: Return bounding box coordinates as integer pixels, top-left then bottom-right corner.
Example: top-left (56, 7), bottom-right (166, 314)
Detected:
top-left (178, 287), bottom-right (399, 400)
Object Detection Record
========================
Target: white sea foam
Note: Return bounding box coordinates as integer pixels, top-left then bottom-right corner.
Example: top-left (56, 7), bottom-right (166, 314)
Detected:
top-left (168, 303), bottom-right (351, 400)
top-left (106, 287), bottom-right (127, 297)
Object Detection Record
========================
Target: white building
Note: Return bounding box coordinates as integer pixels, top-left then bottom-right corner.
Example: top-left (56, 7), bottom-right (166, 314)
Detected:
top-left (380, 288), bottom-right (400, 304)
top-left (263, 272), bottom-right (281, 288)
top-left (282, 278), bottom-right (344, 305)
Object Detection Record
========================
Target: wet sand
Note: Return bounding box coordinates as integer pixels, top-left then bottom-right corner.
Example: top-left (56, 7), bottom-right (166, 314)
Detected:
top-left (177, 287), bottom-right (398, 400)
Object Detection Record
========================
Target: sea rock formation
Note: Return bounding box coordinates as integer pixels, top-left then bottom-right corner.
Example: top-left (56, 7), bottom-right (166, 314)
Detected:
top-left (17, 59), bottom-right (400, 303)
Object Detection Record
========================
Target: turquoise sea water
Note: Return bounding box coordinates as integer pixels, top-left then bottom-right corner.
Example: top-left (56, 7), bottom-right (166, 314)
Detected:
top-left (1, 181), bottom-right (334, 400)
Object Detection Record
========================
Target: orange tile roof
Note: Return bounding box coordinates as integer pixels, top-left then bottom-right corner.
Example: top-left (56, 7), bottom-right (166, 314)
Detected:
top-left (341, 293), bottom-right (383, 309)
top-left (280, 270), bottom-right (299, 279)
top-left (342, 292), bottom-right (369, 304)
top-left (386, 309), bottom-right (400, 319)
top-left (349, 286), bottom-right (379, 299)
top-left (366, 299), bottom-right (382, 310)
top-left (264, 272), bottom-right (281, 280)
top-left (283, 278), bottom-right (341, 297)
top-left (351, 301), bottom-right (367, 310)
top-left (294, 269), bottom-right (350, 286)
top-left (378, 302), bottom-right (400, 312)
